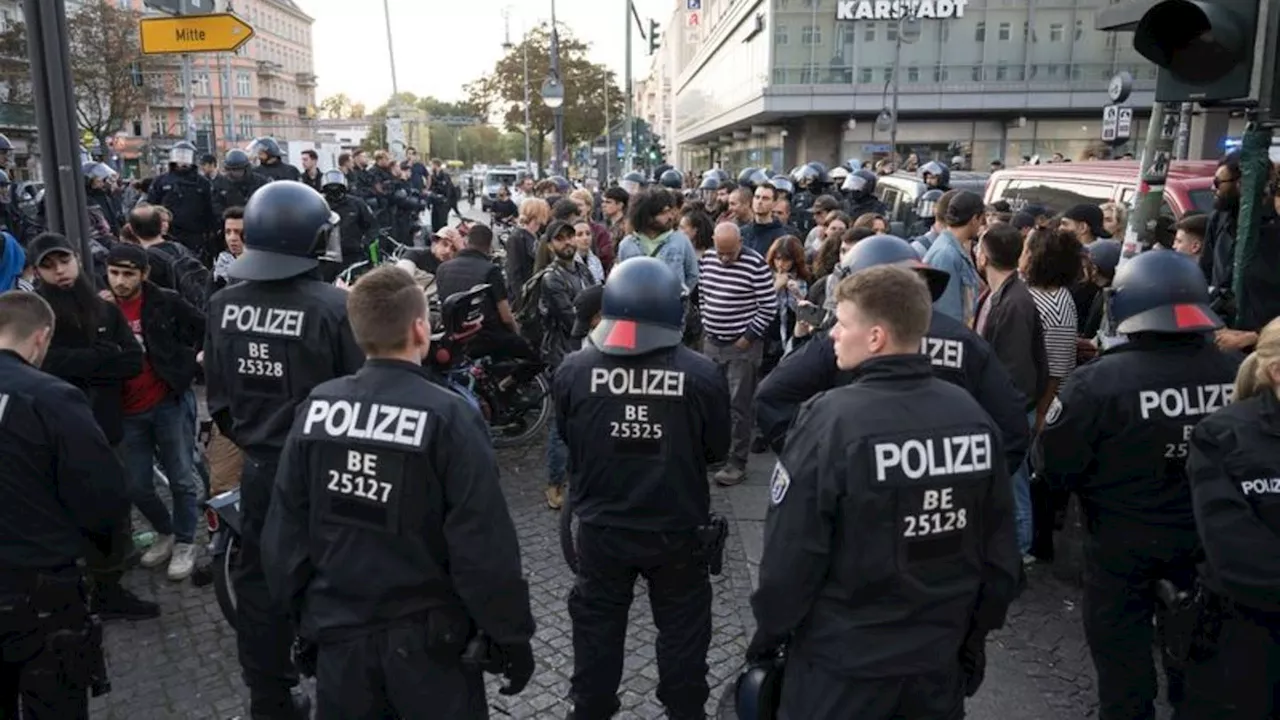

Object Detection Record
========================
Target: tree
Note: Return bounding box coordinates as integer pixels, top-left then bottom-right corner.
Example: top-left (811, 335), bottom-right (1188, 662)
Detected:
top-left (67, 3), bottom-right (162, 156)
top-left (465, 23), bottom-right (623, 172)
top-left (348, 102), bottom-right (366, 119)
top-left (318, 93), bottom-right (352, 119)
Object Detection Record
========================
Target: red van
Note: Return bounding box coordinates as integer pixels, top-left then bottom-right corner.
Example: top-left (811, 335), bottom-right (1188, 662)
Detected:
top-left (984, 160), bottom-right (1216, 220)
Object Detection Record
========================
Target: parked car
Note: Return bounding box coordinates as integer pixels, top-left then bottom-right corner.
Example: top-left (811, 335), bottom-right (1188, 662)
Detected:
top-left (875, 171), bottom-right (991, 235)
top-left (984, 160), bottom-right (1215, 220)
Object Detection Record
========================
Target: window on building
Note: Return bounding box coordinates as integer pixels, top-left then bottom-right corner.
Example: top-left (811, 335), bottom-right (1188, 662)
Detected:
top-left (800, 63), bottom-right (818, 84)
top-left (998, 22), bottom-right (1010, 41)
top-left (1075, 19), bottom-right (1084, 41)
top-left (131, 119), bottom-right (142, 136)
top-left (195, 72), bottom-right (211, 96)
top-left (152, 117), bottom-right (165, 137)
top-left (1105, 33), bottom-right (1117, 49)
top-left (974, 22), bottom-right (984, 42)
top-left (883, 67), bottom-right (892, 83)
top-left (886, 22), bottom-right (897, 41)
top-left (1049, 23), bottom-right (1064, 42)
top-left (841, 25), bottom-right (855, 49)
top-left (237, 72), bottom-right (251, 97)
top-left (907, 66), bottom-right (919, 82)
top-left (859, 67), bottom-right (873, 83)
top-left (775, 24), bottom-right (788, 45)
top-left (1048, 64), bottom-right (1060, 78)
top-left (934, 65), bottom-right (949, 82)
top-left (801, 25), bottom-right (820, 45)
top-left (239, 114), bottom-right (254, 138)
top-left (772, 67), bottom-right (787, 84)
top-left (865, 23), bottom-right (876, 42)
top-left (996, 64), bottom-right (1008, 80)
top-left (971, 65), bottom-right (982, 81)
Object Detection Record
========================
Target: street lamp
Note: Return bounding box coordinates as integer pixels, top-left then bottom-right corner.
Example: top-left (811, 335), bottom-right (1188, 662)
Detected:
top-left (545, 0), bottom-right (564, 176)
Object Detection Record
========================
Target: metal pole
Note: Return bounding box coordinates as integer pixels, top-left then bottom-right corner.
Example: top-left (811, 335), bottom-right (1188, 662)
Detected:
top-left (603, 78), bottom-right (610, 183)
top-left (889, 24), bottom-right (903, 164)
top-left (1117, 101), bottom-right (1178, 269)
top-left (383, 0), bottom-right (399, 96)
top-left (550, 0), bottom-right (563, 176)
top-left (624, 1), bottom-right (634, 173)
top-left (181, 54), bottom-right (195, 143)
top-left (1174, 102), bottom-right (1193, 160)
top-left (522, 35), bottom-right (532, 170)
top-left (23, 0), bottom-right (91, 258)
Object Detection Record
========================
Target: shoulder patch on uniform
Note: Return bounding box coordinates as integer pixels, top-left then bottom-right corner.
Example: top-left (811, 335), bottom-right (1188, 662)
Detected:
top-left (1045, 397), bottom-right (1063, 426)
top-left (770, 462), bottom-right (791, 505)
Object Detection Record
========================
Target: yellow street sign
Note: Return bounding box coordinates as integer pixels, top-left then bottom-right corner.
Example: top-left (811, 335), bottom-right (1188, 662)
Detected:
top-left (139, 13), bottom-right (255, 55)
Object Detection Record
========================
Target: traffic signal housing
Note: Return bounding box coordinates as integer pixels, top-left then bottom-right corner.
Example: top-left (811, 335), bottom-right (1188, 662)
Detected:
top-left (648, 19), bottom-right (661, 55)
top-left (1132, 0), bottom-right (1260, 103)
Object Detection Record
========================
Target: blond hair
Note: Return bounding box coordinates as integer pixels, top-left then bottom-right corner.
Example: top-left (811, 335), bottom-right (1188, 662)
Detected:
top-left (1234, 317), bottom-right (1280, 401)
top-left (518, 197), bottom-right (551, 227)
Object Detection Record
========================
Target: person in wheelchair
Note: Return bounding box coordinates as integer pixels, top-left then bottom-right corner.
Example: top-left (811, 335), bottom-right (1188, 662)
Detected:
top-left (436, 224), bottom-right (538, 366)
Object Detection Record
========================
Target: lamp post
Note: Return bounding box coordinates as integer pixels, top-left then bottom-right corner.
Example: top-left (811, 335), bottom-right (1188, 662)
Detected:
top-left (502, 7), bottom-right (533, 171)
top-left (543, 0), bottom-right (564, 176)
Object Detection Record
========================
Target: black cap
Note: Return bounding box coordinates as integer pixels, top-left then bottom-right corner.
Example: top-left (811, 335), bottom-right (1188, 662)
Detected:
top-left (1063, 203), bottom-right (1109, 239)
top-left (27, 232), bottom-right (76, 267)
top-left (1012, 211), bottom-right (1037, 231)
top-left (943, 191), bottom-right (985, 226)
top-left (107, 243), bottom-right (150, 271)
top-left (571, 284), bottom-right (604, 338)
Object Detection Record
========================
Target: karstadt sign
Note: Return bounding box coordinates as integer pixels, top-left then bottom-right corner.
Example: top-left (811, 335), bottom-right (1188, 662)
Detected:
top-left (836, 0), bottom-right (969, 20)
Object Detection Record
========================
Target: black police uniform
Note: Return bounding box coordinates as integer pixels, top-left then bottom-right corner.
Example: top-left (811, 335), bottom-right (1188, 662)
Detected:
top-left (1034, 252), bottom-right (1241, 720)
top-left (553, 257), bottom-right (731, 720)
top-left (255, 160), bottom-right (302, 184)
top-left (329, 194), bottom-right (377, 268)
top-left (212, 173), bottom-right (268, 219)
top-left (204, 182), bottom-right (364, 718)
top-left (146, 166), bottom-right (217, 258)
top-left (1180, 387), bottom-right (1280, 718)
top-left (751, 354), bottom-right (1020, 719)
top-left (0, 349), bottom-right (129, 718)
top-left (261, 359), bottom-right (535, 719)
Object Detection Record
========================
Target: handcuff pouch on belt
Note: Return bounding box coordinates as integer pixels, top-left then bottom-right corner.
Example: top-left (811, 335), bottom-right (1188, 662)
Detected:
top-left (697, 515), bottom-right (729, 576)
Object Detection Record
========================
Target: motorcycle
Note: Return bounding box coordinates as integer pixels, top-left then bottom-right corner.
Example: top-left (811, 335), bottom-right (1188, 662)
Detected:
top-left (203, 486), bottom-right (243, 629)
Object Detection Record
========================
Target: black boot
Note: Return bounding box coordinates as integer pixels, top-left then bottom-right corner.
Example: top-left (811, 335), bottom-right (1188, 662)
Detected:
top-left (250, 689), bottom-right (311, 720)
top-left (92, 585), bottom-right (160, 621)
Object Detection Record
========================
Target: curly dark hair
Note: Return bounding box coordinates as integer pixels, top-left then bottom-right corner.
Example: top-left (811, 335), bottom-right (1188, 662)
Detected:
top-left (1023, 227), bottom-right (1084, 289)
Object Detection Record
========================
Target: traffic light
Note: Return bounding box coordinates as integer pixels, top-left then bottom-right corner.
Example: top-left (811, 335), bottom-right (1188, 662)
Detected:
top-left (648, 19), bottom-right (661, 55)
top-left (1132, 0), bottom-right (1260, 103)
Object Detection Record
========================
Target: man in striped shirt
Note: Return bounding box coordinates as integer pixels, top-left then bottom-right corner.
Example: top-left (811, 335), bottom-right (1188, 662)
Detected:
top-left (699, 222), bottom-right (777, 486)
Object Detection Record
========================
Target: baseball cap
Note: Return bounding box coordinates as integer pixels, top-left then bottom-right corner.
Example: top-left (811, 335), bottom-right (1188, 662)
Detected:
top-left (1012, 211), bottom-right (1037, 231)
top-left (433, 226), bottom-right (463, 245)
top-left (570, 284), bottom-right (605, 339)
top-left (26, 232), bottom-right (77, 267)
top-left (107, 243), bottom-right (150, 271)
top-left (1063, 204), bottom-right (1109, 239)
top-left (942, 191), bottom-right (985, 226)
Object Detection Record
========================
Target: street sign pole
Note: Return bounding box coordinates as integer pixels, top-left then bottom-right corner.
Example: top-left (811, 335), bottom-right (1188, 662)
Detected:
top-left (1117, 100), bottom-right (1179, 269)
top-left (22, 0), bottom-right (92, 260)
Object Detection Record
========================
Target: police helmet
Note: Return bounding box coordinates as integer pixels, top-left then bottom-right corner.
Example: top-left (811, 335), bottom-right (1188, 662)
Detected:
top-left (843, 157), bottom-right (863, 172)
top-left (0, 133), bottom-right (12, 152)
top-left (1109, 249), bottom-right (1221, 334)
top-left (621, 171), bottom-right (648, 194)
top-left (920, 160), bottom-right (951, 188)
top-left (790, 164), bottom-right (819, 188)
top-left (837, 234), bottom-right (949, 303)
top-left (697, 175), bottom-right (722, 192)
top-left (829, 166), bottom-right (851, 187)
top-left (549, 175), bottom-right (571, 193)
top-left (739, 168), bottom-right (770, 190)
top-left (589, 257), bottom-right (684, 356)
top-left (703, 168), bottom-right (729, 183)
top-left (737, 167), bottom-right (760, 187)
top-left (1087, 239), bottom-right (1122, 280)
top-left (659, 169), bottom-right (684, 189)
top-left (0, 169), bottom-right (10, 188)
top-left (84, 162), bottom-right (116, 184)
top-left (805, 161), bottom-right (831, 186)
top-left (169, 140), bottom-right (197, 166)
top-left (842, 169), bottom-right (878, 200)
top-left (653, 163), bottom-right (674, 182)
top-left (733, 656), bottom-right (785, 720)
top-left (224, 149), bottom-right (251, 171)
top-left (915, 188), bottom-right (944, 220)
top-left (229, 181), bottom-right (342, 282)
top-left (250, 136), bottom-right (283, 160)
top-left (769, 175), bottom-right (794, 197)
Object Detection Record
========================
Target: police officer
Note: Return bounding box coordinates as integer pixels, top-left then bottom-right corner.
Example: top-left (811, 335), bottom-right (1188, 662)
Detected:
top-left (658, 168), bottom-right (684, 191)
top-left (921, 161), bottom-right (952, 192)
top-left (213, 149), bottom-right (268, 219)
top-left (1182, 317), bottom-right (1280, 718)
top-left (620, 170), bottom-right (648, 195)
top-left (204, 181), bottom-right (364, 719)
top-left (0, 290), bottom-right (129, 717)
top-left (755, 234), bottom-right (1029, 478)
top-left (553, 257), bottom-right (731, 720)
top-left (789, 164), bottom-right (820, 235)
top-left (841, 168), bottom-right (888, 220)
top-left (260, 265), bottom-right (535, 718)
top-left (146, 141), bottom-right (217, 261)
top-left (251, 137), bottom-right (302, 183)
top-left (84, 163), bottom-right (121, 235)
top-left (748, 264), bottom-right (1020, 719)
top-left (320, 169), bottom-right (377, 274)
top-left (1034, 249), bottom-right (1242, 720)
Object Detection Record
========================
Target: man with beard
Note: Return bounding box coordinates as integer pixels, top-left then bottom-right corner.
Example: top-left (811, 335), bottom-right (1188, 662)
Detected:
top-left (27, 233), bottom-right (160, 621)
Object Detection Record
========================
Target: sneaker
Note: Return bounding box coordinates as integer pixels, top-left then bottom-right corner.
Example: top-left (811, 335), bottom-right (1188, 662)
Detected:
top-left (92, 586), bottom-right (160, 621)
top-left (714, 466), bottom-right (746, 487)
top-left (545, 484), bottom-right (565, 510)
top-left (140, 534), bottom-right (174, 568)
top-left (167, 542), bottom-right (197, 581)
top-left (1022, 553), bottom-right (1038, 567)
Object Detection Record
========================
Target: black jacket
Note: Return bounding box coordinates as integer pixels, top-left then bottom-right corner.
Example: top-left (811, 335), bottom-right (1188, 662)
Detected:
top-left (329, 194), bottom-right (378, 258)
top-left (145, 167), bottom-right (216, 245)
top-left (38, 293), bottom-right (143, 445)
top-left (212, 173), bottom-right (268, 219)
top-left (755, 309), bottom-right (1029, 476)
top-left (205, 275), bottom-right (365, 458)
top-left (505, 228), bottom-right (538, 307)
top-left (0, 350), bottom-right (129, 570)
top-left (740, 219), bottom-right (791, 257)
top-left (554, 343), bottom-right (730, 532)
top-left (136, 281), bottom-right (206, 396)
top-left (1200, 207), bottom-right (1237, 290)
top-left (1035, 335), bottom-right (1242, 530)
top-left (976, 274), bottom-right (1048, 412)
top-left (255, 160), bottom-right (302, 184)
top-left (1188, 390), bottom-right (1280, 612)
top-left (752, 355), bottom-right (1019, 675)
top-left (261, 359), bottom-right (535, 644)
top-left (539, 260), bottom-right (591, 369)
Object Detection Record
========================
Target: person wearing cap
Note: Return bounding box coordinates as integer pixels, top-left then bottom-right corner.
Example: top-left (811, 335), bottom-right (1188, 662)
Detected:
top-left (1034, 249), bottom-right (1243, 720)
top-left (747, 265), bottom-right (1019, 719)
top-left (553, 257), bottom-right (729, 720)
top-left (204, 181), bottom-right (364, 719)
top-left (923, 190), bottom-right (985, 327)
top-left (402, 225), bottom-right (463, 276)
top-left (103, 243), bottom-right (206, 582)
top-left (1060, 203), bottom-right (1108, 245)
top-left (28, 232), bottom-right (164, 622)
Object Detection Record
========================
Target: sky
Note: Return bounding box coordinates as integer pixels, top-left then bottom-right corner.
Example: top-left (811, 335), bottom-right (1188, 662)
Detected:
top-left (302, 0), bottom-right (677, 107)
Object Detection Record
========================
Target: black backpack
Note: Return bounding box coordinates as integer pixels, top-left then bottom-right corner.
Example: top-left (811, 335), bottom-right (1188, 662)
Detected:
top-left (515, 265), bottom-right (555, 346)
top-left (150, 241), bottom-right (211, 310)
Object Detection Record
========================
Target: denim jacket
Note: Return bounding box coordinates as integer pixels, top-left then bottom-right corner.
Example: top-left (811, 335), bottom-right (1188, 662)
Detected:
top-left (923, 230), bottom-right (981, 327)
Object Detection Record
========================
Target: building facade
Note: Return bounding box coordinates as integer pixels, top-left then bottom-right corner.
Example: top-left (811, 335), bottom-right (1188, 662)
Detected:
top-left (671, 0), bottom-right (1169, 172)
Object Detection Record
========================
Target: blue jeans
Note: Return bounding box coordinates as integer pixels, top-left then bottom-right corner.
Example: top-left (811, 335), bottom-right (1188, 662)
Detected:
top-left (120, 391), bottom-right (199, 544)
top-left (547, 408), bottom-right (568, 488)
top-left (1013, 410), bottom-right (1036, 555)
